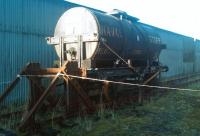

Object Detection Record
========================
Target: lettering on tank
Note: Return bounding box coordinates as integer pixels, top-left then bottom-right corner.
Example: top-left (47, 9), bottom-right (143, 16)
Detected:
top-left (100, 26), bottom-right (123, 38)
top-left (148, 35), bottom-right (161, 44)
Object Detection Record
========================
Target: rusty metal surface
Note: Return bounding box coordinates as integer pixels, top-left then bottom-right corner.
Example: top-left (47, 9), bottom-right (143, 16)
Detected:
top-left (19, 72), bottom-right (60, 129)
top-left (0, 61), bottom-right (95, 130)
top-left (102, 81), bottom-right (110, 101)
top-left (1, 61), bottom-right (199, 131)
top-left (19, 62), bottom-right (69, 129)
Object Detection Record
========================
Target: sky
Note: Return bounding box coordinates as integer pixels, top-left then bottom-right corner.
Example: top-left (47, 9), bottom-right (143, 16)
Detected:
top-left (65, 0), bottom-right (200, 39)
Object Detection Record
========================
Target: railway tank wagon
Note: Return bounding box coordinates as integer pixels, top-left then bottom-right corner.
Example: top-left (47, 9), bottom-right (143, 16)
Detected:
top-left (2, 6), bottom-right (200, 130)
top-left (49, 7), bottom-right (167, 82)
top-left (46, 7), bottom-right (168, 103)
top-left (2, 4), bottom-right (200, 131)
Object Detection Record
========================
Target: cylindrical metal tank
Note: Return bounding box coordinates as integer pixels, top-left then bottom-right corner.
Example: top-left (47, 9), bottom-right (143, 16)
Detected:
top-left (54, 7), bottom-right (164, 68)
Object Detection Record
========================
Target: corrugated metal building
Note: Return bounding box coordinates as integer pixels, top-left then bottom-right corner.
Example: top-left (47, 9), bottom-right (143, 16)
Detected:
top-left (1, 1), bottom-right (200, 105)
top-left (158, 30), bottom-right (195, 78)
top-left (0, 0), bottom-right (76, 105)
top-left (139, 24), bottom-right (199, 79)
top-left (195, 40), bottom-right (200, 72)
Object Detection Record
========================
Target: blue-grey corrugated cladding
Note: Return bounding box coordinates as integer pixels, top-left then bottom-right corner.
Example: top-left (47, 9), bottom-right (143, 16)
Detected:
top-left (141, 23), bottom-right (200, 80)
top-left (182, 37), bottom-right (195, 74)
top-left (158, 31), bottom-right (184, 78)
top-left (0, 0), bottom-right (75, 105)
top-left (195, 40), bottom-right (200, 72)
top-left (152, 28), bottom-right (195, 79)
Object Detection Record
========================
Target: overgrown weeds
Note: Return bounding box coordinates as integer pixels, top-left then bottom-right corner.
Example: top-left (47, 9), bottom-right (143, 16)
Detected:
top-left (2, 82), bottom-right (200, 136)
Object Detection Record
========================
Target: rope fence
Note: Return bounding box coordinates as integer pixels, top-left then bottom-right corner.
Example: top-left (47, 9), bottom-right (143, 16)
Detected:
top-left (66, 74), bottom-right (200, 92)
top-left (18, 74), bottom-right (200, 92)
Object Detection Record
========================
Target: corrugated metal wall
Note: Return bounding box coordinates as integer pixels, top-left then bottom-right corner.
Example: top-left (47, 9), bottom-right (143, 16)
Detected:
top-left (0, 0), bottom-right (75, 105)
top-left (137, 23), bottom-right (200, 80)
top-left (154, 28), bottom-right (196, 79)
top-left (195, 40), bottom-right (200, 72)
top-left (1, 1), bottom-right (200, 105)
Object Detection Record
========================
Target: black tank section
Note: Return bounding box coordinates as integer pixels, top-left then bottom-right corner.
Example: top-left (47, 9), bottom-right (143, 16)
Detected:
top-left (90, 9), bottom-right (165, 67)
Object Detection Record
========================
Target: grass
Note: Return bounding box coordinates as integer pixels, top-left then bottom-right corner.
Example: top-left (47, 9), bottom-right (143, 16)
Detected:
top-left (0, 104), bottom-right (27, 130)
top-left (57, 83), bottom-right (200, 136)
top-left (2, 83), bottom-right (200, 136)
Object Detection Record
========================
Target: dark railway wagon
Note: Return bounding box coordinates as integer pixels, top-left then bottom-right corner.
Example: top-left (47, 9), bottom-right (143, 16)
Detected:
top-left (46, 7), bottom-right (168, 104)
top-left (1, 4), bottom-right (200, 130)
top-left (53, 7), bottom-right (166, 70)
